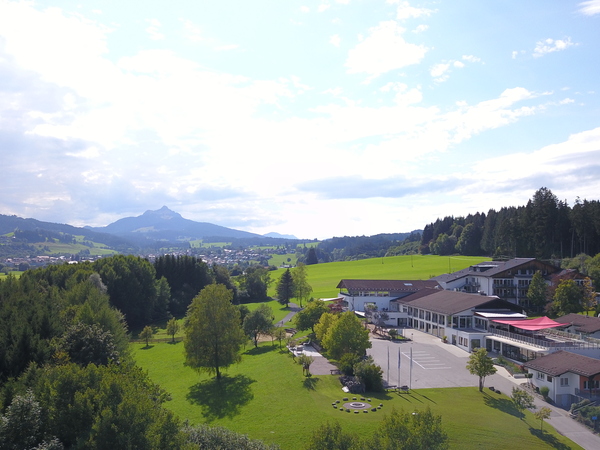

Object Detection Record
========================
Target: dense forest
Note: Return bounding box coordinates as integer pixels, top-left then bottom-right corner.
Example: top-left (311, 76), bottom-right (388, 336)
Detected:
top-left (420, 188), bottom-right (600, 260)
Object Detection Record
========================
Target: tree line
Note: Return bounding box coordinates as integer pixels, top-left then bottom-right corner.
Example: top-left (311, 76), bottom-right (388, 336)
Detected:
top-left (421, 187), bottom-right (600, 259)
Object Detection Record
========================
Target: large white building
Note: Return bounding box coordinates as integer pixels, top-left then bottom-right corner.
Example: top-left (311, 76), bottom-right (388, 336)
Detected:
top-left (337, 278), bottom-right (600, 360)
top-left (430, 257), bottom-right (590, 308)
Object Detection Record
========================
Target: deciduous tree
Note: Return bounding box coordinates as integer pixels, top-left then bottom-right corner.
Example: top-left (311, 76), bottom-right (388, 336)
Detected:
top-left (534, 407), bottom-right (552, 432)
top-left (466, 348), bottom-right (497, 392)
top-left (243, 304), bottom-right (273, 348)
top-left (322, 312), bottom-right (371, 359)
top-left (183, 284), bottom-right (245, 379)
top-left (354, 356), bottom-right (384, 392)
top-left (511, 387), bottom-right (534, 415)
top-left (314, 312), bottom-right (339, 344)
top-left (166, 317), bottom-right (180, 343)
top-left (139, 325), bottom-right (154, 348)
top-left (292, 263), bottom-right (312, 307)
top-left (552, 279), bottom-right (583, 316)
top-left (295, 300), bottom-right (329, 333)
top-left (297, 354), bottom-right (314, 377)
top-left (59, 322), bottom-right (120, 366)
top-left (371, 407), bottom-right (449, 450)
top-left (305, 421), bottom-right (360, 450)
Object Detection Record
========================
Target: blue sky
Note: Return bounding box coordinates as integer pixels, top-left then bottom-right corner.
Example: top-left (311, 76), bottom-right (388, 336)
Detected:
top-left (1, 0), bottom-right (599, 239)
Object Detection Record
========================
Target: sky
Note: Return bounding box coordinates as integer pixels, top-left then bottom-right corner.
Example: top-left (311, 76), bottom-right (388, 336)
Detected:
top-left (1, 0), bottom-right (600, 240)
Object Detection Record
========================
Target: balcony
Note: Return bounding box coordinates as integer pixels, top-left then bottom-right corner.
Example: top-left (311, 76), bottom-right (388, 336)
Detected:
top-left (488, 328), bottom-right (600, 351)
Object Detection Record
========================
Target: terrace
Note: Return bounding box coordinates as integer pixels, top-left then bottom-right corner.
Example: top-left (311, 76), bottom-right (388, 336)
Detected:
top-left (488, 327), bottom-right (600, 351)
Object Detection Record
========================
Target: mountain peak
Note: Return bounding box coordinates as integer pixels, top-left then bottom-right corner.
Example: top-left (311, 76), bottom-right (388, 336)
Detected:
top-left (142, 206), bottom-right (182, 220)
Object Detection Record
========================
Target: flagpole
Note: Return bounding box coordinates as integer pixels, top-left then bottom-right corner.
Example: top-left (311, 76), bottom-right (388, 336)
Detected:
top-left (387, 346), bottom-right (390, 387)
top-left (397, 347), bottom-right (401, 387)
top-left (409, 346), bottom-right (413, 390)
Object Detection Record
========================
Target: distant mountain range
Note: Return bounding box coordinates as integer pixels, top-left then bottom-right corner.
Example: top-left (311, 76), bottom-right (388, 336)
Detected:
top-left (86, 206), bottom-right (269, 241)
top-left (0, 206), bottom-right (299, 251)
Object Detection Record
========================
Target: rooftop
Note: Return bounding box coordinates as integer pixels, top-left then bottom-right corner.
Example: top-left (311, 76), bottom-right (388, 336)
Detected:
top-left (524, 350), bottom-right (600, 377)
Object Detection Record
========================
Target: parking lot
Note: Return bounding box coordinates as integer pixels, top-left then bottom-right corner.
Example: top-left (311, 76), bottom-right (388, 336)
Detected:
top-left (367, 329), bottom-right (477, 389)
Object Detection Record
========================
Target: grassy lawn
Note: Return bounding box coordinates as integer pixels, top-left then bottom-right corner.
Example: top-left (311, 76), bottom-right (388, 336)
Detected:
top-left (268, 253), bottom-right (298, 267)
top-left (134, 341), bottom-right (581, 450)
top-left (0, 271), bottom-right (23, 280)
top-left (268, 255), bottom-right (488, 299)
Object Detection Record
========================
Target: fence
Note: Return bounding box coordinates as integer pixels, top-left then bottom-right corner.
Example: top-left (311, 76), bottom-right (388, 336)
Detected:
top-left (488, 328), bottom-right (600, 350)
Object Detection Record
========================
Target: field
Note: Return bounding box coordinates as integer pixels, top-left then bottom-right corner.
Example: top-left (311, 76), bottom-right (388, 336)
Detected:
top-left (134, 340), bottom-right (581, 450)
top-left (0, 271), bottom-right (23, 280)
top-left (268, 255), bottom-right (488, 299)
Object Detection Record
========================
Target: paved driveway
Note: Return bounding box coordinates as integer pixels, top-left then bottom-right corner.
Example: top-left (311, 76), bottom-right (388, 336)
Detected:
top-left (368, 329), bottom-right (475, 389)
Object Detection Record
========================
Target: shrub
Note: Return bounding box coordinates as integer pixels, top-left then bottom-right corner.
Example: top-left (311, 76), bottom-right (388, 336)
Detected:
top-left (338, 353), bottom-right (361, 376)
top-left (540, 386), bottom-right (550, 398)
top-left (354, 357), bottom-right (384, 392)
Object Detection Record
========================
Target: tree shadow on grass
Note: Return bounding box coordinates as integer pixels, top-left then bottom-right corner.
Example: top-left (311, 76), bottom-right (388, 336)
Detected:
top-left (529, 428), bottom-right (573, 450)
top-left (303, 377), bottom-right (320, 390)
top-left (244, 345), bottom-right (277, 356)
top-left (187, 374), bottom-right (255, 422)
top-left (140, 345), bottom-right (154, 350)
top-left (483, 392), bottom-right (524, 419)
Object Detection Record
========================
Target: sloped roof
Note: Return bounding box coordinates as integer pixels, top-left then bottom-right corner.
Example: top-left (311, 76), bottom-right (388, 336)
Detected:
top-left (554, 313), bottom-right (600, 334)
top-left (432, 258), bottom-right (540, 284)
top-left (492, 316), bottom-right (563, 331)
top-left (524, 350), bottom-right (600, 377)
top-left (336, 279), bottom-right (441, 291)
top-left (396, 289), bottom-right (519, 315)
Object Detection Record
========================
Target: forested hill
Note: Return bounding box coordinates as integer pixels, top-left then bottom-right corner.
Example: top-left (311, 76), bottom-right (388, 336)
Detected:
top-left (0, 213), bottom-right (136, 252)
top-left (306, 231), bottom-right (422, 263)
top-left (420, 187), bottom-right (600, 260)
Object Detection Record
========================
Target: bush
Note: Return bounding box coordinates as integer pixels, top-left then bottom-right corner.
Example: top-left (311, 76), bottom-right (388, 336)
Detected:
top-left (338, 353), bottom-right (360, 376)
top-left (354, 357), bottom-right (384, 392)
top-left (540, 386), bottom-right (550, 398)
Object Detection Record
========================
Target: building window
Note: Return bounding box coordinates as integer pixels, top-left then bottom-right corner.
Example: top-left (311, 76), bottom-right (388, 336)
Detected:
top-left (537, 372), bottom-right (544, 380)
top-left (560, 377), bottom-right (569, 387)
top-left (584, 380), bottom-right (600, 390)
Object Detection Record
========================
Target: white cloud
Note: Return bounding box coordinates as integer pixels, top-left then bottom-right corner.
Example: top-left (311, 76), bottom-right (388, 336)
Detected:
top-left (430, 59), bottom-right (467, 82)
top-left (533, 37), bottom-right (576, 58)
top-left (579, 0), bottom-right (600, 15)
top-left (345, 20), bottom-right (428, 78)
top-left (389, 1), bottom-right (436, 20)
top-left (318, 3), bottom-right (331, 12)
top-left (180, 19), bottom-right (238, 51)
top-left (145, 18), bottom-right (164, 41)
top-left (300, 6), bottom-right (310, 13)
top-left (430, 62), bottom-right (450, 78)
top-left (462, 55), bottom-right (481, 63)
top-left (330, 34), bottom-right (341, 47)
top-left (413, 24), bottom-right (428, 33)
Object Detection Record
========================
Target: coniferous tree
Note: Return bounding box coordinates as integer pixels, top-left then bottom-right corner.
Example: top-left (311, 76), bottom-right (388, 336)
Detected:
top-left (276, 269), bottom-right (294, 307)
top-left (526, 271), bottom-right (549, 313)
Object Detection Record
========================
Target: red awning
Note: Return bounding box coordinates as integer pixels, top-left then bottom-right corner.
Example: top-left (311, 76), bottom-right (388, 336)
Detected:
top-left (491, 316), bottom-right (564, 331)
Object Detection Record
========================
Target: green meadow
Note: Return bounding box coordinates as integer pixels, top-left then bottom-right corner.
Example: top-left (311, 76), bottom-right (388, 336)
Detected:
top-left (134, 340), bottom-right (581, 450)
top-left (268, 255), bottom-right (488, 299)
